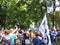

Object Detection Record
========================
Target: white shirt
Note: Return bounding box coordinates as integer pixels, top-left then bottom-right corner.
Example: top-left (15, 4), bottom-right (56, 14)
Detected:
top-left (25, 39), bottom-right (30, 44)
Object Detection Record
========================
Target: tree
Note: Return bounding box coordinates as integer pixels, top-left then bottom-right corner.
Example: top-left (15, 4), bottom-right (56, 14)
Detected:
top-left (0, 0), bottom-right (60, 29)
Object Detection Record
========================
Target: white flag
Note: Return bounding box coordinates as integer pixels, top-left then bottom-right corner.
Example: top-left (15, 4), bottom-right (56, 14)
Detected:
top-left (39, 14), bottom-right (51, 45)
top-left (39, 14), bottom-right (49, 36)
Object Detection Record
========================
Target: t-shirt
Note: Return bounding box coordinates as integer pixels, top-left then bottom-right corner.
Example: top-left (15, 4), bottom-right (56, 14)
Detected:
top-left (32, 36), bottom-right (42, 45)
top-left (9, 33), bottom-right (16, 45)
top-left (4, 35), bottom-right (10, 40)
top-left (25, 39), bottom-right (30, 45)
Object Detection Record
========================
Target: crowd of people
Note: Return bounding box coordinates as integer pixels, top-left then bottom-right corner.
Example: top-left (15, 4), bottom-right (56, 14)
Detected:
top-left (0, 28), bottom-right (60, 45)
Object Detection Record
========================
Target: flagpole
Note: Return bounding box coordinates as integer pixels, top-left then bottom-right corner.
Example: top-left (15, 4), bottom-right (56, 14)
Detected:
top-left (40, 0), bottom-right (51, 45)
top-left (45, 1), bottom-right (52, 45)
top-left (45, 0), bottom-right (50, 28)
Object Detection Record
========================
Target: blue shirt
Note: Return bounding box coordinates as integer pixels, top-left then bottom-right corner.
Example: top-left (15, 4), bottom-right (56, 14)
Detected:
top-left (32, 36), bottom-right (42, 45)
top-left (9, 33), bottom-right (16, 45)
top-left (50, 32), bottom-right (56, 43)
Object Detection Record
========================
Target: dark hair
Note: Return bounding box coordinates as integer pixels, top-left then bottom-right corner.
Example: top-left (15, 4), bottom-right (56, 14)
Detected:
top-left (29, 30), bottom-right (32, 33)
top-left (26, 36), bottom-right (29, 39)
top-left (4, 31), bottom-right (9, 35)
top-left (18, 30), bottom-right (22, 33)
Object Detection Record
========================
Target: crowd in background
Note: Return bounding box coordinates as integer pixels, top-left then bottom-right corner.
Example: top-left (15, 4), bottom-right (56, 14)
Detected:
top-left (0, 28), bottom-right (60, 45)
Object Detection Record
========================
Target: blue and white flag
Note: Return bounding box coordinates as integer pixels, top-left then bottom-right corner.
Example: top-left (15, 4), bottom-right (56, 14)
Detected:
top-left (39, 13), bottom-right (51, 45)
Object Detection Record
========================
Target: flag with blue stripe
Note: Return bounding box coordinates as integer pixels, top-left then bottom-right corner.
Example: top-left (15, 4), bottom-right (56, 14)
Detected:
top-left (39, 13), bottom-right (51, 45)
